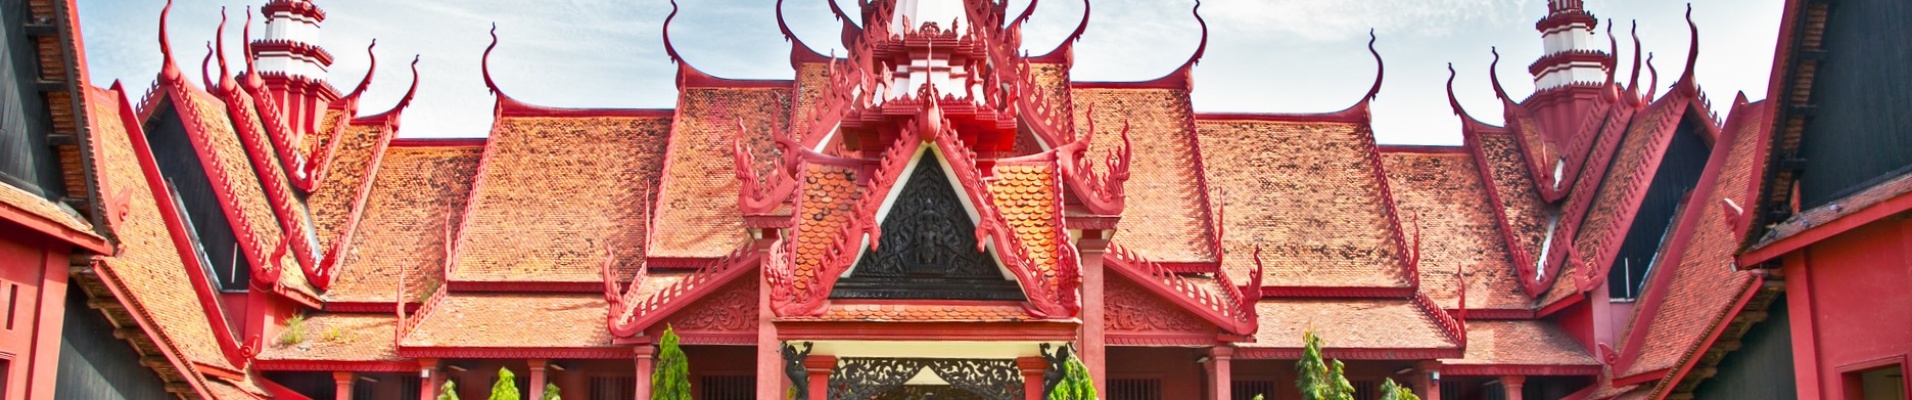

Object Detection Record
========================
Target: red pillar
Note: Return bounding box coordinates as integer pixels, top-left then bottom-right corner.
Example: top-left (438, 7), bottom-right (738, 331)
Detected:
top-left (333, 371), bottom-right (354, 400)
top-left (753, 235), bottom-right (788, 400)
top-left (527, 359), bottom-right (548, 399)
top-left (23, 246), bottom-right (68, 399)
top-left (635, 346), bottom-right (656, 400)
top-left (1077, 234), bottom-right (1111, 395)
top-left (1205, 347), bottom-right (1233, 400)
top-left (1782, 252), bottom-right (1823, 399)
top-left (1413, 361), bottom-right (1442, 400)
top-left (1017, 357), bottom-right (1047, 400)
top-left (804, 355), bottom-right (838, 400)
top-left (418, 359), bottom-right (441, 400)
top-left (1499, 375), bottom-right (1524, 400)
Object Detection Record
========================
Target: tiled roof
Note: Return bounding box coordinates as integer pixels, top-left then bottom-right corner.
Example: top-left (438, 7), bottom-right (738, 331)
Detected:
top-left (302, 108), bottom-right (348, 159)
top-left (789, 63), bottom-right (829, 144)
top-left (778, 302), bottom-right (1037, 322)
top-left (1751, 166), bottom-right (1912, 250)
top-left (85, 86), bottom-right (236, 370)
top-left (1072, 89), bottom-right (1216, 263)
top-left (986, 163), bottom-right (1064, 290)
top-left (177, 90), bottom-right (314, 295)
top-left (0, 181), bottom-right (96, 236)
top-left (205, 378), bottom-right (267, 400)
top-left (325, 145), bottom-right (482, 303)
top-left (449, 115), bottom-right (670, 282)
top-left (400, 293), bottom-right (612, 348)
top-left (788, 161), bottom-right (862, 292)
top-left (258, 313), bottom-right (400, 362)
top-left (1620, 102), bottom-right (1765, 377)
top-left (1196, 120), bottom-right (1407, 287)
top-left (1472, 129), bottom-right (1554, 282)
top-left (649, 88), bottom-right (790, 259)
top-left (306, 123), bottom-right (388, 252)
top-left (1444, 320), bottom-right (1596, 366)
top-left (1243, 299), bottom-right (1456, 350)
top-left (1381, 150), bottom-right (1530, 310)
top-left (1570, 96), bottom-right (1689, 297)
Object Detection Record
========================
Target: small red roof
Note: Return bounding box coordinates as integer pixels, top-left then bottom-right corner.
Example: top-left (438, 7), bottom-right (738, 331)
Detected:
top-left (1444, 320), bottom-right (1597, 367)
top-left (1243, 299), bottom-right (1458, 351)
top-left (1381, 150), bottom-right (1532, 310)
top-left (400, 293), bottom-right (612, 349)
top-left (257, 313), bottom-right (400, 362)
top-left (325, 145), bottom-right (482, 303)
top-left (1072, 88), bottom-right (1218, 264)
top-left (648, 88), bottom-right (791, 259)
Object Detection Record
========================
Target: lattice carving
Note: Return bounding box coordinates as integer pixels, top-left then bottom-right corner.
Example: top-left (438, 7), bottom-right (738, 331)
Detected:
top-left (828, 358), bottom-right (1023, 400)
top-left (783, 342), bottom-right (813, 400)
top-left (1104, 276), bottom-right (1214, 333)
top-left (827, 358), bottom-right (927, 400)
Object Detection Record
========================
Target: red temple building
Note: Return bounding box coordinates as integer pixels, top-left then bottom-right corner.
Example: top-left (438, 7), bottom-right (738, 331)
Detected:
top-left (1, 0), bottom-right (1907, 398)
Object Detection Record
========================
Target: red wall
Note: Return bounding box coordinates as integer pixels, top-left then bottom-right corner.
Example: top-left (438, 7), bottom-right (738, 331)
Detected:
top-left (0, 232), bottom-right (71, 400)
top-left (1793, 218), bottom-right (1912, 398)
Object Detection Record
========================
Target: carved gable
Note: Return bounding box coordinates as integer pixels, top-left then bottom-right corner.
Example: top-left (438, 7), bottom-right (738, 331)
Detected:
top-left (833, 156), bottom-right (1024, 301)
top-left (1105, 274), bottom-right (1217, 341)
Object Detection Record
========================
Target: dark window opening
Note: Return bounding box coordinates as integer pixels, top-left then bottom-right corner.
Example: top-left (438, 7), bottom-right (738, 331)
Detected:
top-left (1845, 364), bottom-right (1906, 400)
top-left (1232, 380), bottom-right (1274, 400)
top-left (1109, 378), bottom-right (1161, 400)
top-left (590, 376), bottom-right (635, 399)
top-left (700, 375), bottom-right (754, 400)
top-left (1609, 115), bottom-right (1711, 299)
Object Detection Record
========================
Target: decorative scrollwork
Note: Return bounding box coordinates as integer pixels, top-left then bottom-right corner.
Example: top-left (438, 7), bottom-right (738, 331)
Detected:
top-left (1040, 343), bottom-right (1072, 395)
top-left (828, 358), bottom-right (1024, 400)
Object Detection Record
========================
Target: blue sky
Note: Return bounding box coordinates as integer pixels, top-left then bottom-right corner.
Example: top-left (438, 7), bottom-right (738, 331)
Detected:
top-left (76, 0), bottom-right (1781, 145)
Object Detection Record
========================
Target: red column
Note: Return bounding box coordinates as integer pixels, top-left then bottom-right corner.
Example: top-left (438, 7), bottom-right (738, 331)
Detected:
top-left (1077, 234), bottom-right (1111, 395)
top-left (23, 248), bottom-right (68, 399)
top-left (419, 359), bottom-right (441, 400)
top-left (528, 359), bottom-right (548, 399)
top-left (635, 346), bottom-right (657, 400)
top-left (333, 371), bottom-right (354, 400)
top-left (1413, 361), bottom-right (1442, 400)
top-left (1783, 252), bottom-right (1823, 399)
top-left (1017, 357), bottom-right (1047, 400)
top-left (804, 355), bottom-right (838, 400)
top-left (754, 235), bottom-right (788, 400)
top-left (1205, 347), bottom-right (1233, 400)
top-left (1499, 375), bottom-right (1525, 400)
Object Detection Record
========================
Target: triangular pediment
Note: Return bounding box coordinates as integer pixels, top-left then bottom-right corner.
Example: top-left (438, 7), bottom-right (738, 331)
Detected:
top-left (832, 149), bottom-right (1024, 301)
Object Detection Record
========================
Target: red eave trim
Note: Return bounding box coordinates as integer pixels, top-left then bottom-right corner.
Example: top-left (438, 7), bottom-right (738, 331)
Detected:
top-left (1259, 286), bottom-right (1415, 299)
top-left (323, 301), bottom-right (420, 314)
top-left (1233, 347), bottom-right (1464, 360)
top-left (1738, 189), bottom-right (1912, 265)
top-left (387, 137), bottom-right (487, 148)
top-left (0, 203), bottom-right (109, 253)
top-left (774, 321), bottom-right (1081, 341)
top-left (1453, 308), bottom-right (1540, 320)
top-left (254, 359), bottom-right (417, 372)
top-left (445, 280), bottom-right (612, 293)
top-left (1611, 367), bottom-right (1671, 387)
top-left (1441, 364), bottom-right (1603, 376)
top-left (1194, 111), bottom-right (1368, 125)
top-left (1379, 144), bottom-right (1469, 154)
top-left (1536, 291), bottom-right (1585, 318)
top-left (1107, 332), bottom-right (1226, 347)
top-left (396, 346), bottom-right (629, 359)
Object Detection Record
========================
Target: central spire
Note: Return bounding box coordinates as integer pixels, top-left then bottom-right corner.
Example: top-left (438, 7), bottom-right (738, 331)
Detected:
top-left (890, 0), bottom-right (969, 33)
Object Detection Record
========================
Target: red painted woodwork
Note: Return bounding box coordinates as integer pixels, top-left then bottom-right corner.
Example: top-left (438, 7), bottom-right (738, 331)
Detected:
top-left (1778, 219), bottom-right (1912, 399)
top-left (0, 232), bottom-right (71, 399)
top-left (332, 371), bottom-right (352, 400)
top-left (803, 355), bottom-right (836, 400)
top-left (1205, 347), bottom-right (1233, 400)
top-left (1017, 357), bottom-right (1046, 400)
top-left (1501, 375), bottom-right (1526, 400)
top-left (634, 346), bottom-right (655, 400)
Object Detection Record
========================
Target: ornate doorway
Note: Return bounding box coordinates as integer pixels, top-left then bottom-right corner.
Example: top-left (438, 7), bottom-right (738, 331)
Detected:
top-left (825, 358), bottom-right (1023, 400)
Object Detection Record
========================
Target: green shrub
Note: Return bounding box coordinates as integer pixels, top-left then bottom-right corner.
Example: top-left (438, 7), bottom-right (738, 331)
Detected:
top-left (652, 326), bottom-right (691, 400)
top-left (490, 367), bottom-right (519, 400)
top-left (1046, 353), bottom-right (1098, 400)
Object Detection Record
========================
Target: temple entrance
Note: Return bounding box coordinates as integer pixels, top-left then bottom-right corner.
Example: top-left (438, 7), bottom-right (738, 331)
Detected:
top-left (825, 358), bottom-right (1024, 400)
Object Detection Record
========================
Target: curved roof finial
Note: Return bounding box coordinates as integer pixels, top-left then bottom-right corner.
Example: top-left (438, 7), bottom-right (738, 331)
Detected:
top-left (1185, 0), bottom-right (1208, 67)
top-left (393, 56), bottom-right (422, 115)
top-left (1603, 19), bottom-right (1618, 89)
top-left (242, 6), bottom-right (264, 88)
top-left (663, 0), bottom-right (684, 64)
top-left (1644, 52), bottom-right (1659, 101)
top-left (1627, 20), bottom-right (1642, 93)
top-left (214, 7), bottom-right (230, 84)
top-left (1678, 4), bottom-right (1700, 85)
top-left (1446, 63), bottom-right (1469, 118)
top-left (827, 0), bottom-right (853, 22)
top-left (482, 23), bottom-right (505, 95)
top-left (1063, 0), bottom-right (1089, 43)
top-left (344, 40), bottom-right (378, 99)
top-left (158, 0), bottom-right (181, 83)
top-left (201, 42), bottom-right (216, 89)
top-left (1489, 47), bottom-right (1511, 102)
top-left (776, 0), bottom-right (796, 41)
top-left (1363, 29), bottom-right (1383, 101)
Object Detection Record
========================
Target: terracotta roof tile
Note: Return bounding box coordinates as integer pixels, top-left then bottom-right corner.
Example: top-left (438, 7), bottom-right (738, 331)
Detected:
top-left (790, 64), bottom-right (829, 144)
top-left (0, 181), bottom-right (94, 235)
top-left (400, 293), bottom-right (611, 348)
top-left (1028, 64), bottom-right (1071, 133)
top-left (449, 116), bottom-right (670, 282)
top-left (205, 378), bottom-right (266, 400)
top-left (306, 123), bottom-right (387, 251)
top-left (1570, 98), bottom-right (1689, 296)
top-left (1473, 130), bottom-right (1554, 281)
top-left (1444, 320), bottom-right (1596, 366)
top-left (1621, 103), bottom-right (1765, 377)
top-left (325, 145), bottom-right (482, 303)
top-left (779, 302), bottom-right (1037, 322)
top-left (85, 86), bottom-right (236, 370)
top-left (1196, 120), bottom-right (1407, 287)
top-left (986, 163), bottom-right (1064, 289)
top-left (1752, 166), bottom-right (1912, 249)
top-left (301, 108), bottom-right (347, 159)
top-left (792, 162), bottom-right (861, 283)
top-left (1071, 89), bottom-right (1215, 263)
top-left (1381, 151), bottom-right (1530, 310)
top-left (179, 91), bottom-right (313, 295)
top-left (650, 88), bottom-right (791, 259)
top-left (258, 313), bottom-right (399, 362)
top-left (1243, 299), bottom-right (1456, 349)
